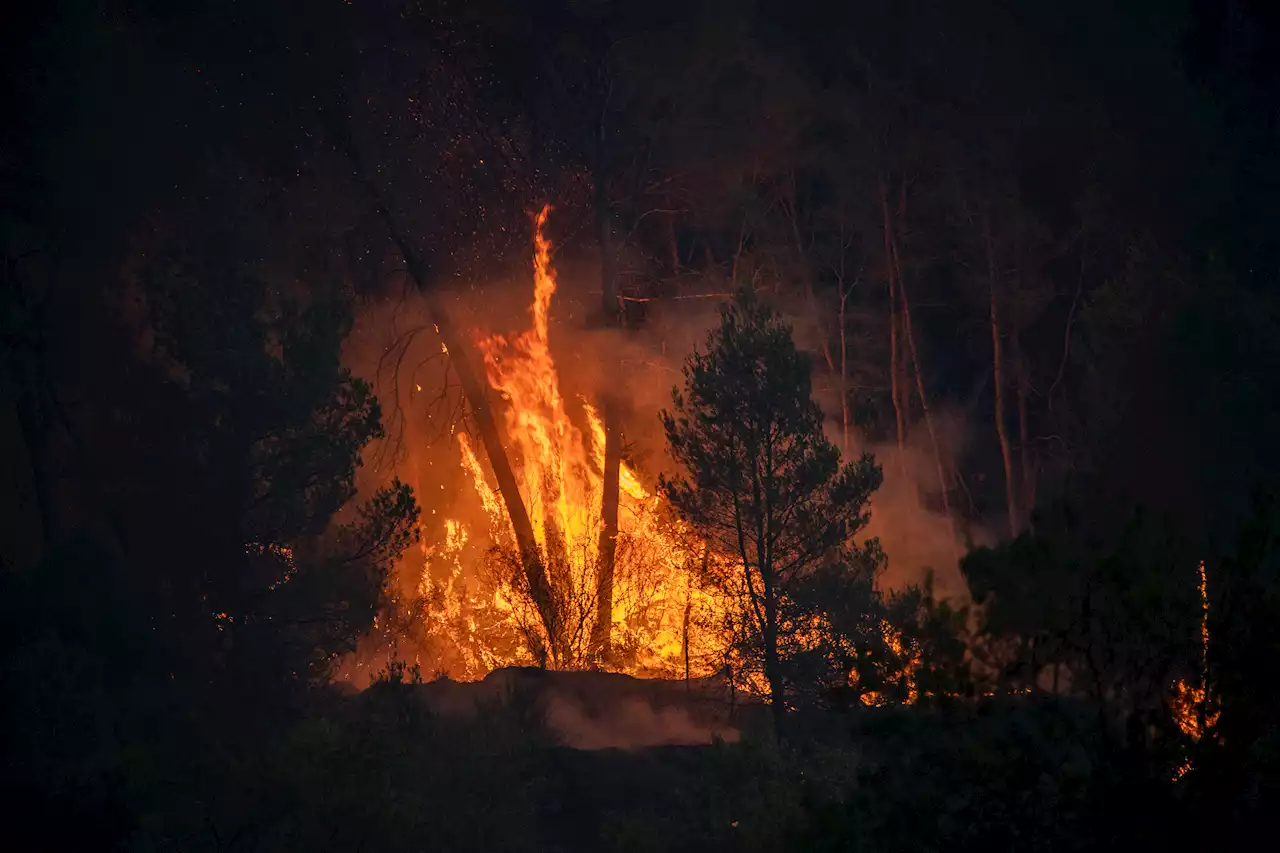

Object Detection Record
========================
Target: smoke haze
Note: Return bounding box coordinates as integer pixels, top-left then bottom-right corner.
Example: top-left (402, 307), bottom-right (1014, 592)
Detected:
top-left (416, 668), bottom-right (744, 750)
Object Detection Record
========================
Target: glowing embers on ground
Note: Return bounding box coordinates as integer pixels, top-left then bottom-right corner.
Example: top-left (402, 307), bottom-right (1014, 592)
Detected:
top-left (416, 206), bottom-right (724, 678)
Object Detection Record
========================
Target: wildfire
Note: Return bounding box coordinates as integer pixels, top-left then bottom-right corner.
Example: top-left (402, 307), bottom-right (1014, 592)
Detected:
top-left (418, 206), bottom-right (722, 678)
top-left (410, 204), bottom-right (920, 705)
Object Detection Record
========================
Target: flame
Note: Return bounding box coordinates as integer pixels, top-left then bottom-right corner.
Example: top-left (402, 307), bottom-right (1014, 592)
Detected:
top-left (1169, 560), bottom-right (1218, 779)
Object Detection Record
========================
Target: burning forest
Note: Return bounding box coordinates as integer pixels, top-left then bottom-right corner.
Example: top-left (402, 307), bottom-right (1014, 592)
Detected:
top-left (341, 204), bottom-right (933, 716)
top-left (5, 1), bottom-right (1280, 851)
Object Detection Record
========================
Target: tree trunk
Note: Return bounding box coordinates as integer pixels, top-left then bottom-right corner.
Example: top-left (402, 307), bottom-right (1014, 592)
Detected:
top-left (2, 268), bottom-right (55, 566)
top-left (985, 215), bottom-right (1019, 539)
top-left (785, 175), bottom-right (838, 380)
top-left (433, 296), bottom-right (560, 651)
top-left (685, 556), bottom-right (700, 689)
top-left (592, 95), bottom-right (623, 660)
top-left (595, 397), bottom-right (621, 658)
top-left (1016, 344), bottom-right (1036, 533)
top-left (763, 598), bottom-right (786, 743)
top-left (667, 212), bottom-right (680, 273)
top-left (5, 364), bottom-right (53, 566)
top-left (881, 184), bottom-right (907, 477)
top-left (890, 206), bottom-right (952, 527)
top-left (683, 594), bottom-right (691, 687)
top-left (330, 117), bottom-right (559, 651)
top-left (839, 286), bottom-right (850, 458)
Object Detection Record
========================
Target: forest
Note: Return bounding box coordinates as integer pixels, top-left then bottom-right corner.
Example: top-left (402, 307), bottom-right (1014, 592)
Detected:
top-left (3, 0), bottom-right (1279, 850)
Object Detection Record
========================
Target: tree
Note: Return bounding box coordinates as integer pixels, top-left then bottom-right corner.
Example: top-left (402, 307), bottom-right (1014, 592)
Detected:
top-left (1203, 486), bottom-right (1280, 816)
top-left (0, 218), bottom-right (422, 849)
top-left (660, 289), bottom-right (882, 739)
top-left (133, 234), bottom-right (422, 687)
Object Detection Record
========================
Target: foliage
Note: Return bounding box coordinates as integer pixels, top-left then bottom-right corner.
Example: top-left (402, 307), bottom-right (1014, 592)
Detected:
top-left (660, 289), bottom-right (883, 733)
top-left (1, 224), bottom-right (418, 848)
top-left (799, 699), bottom-right (1190, 853)
top-left (884, 574), bottom-right (975, 700)
top-left (786, 566), bottom-right (973, 709)
top-left (785, 560), bottom-right (890, 705)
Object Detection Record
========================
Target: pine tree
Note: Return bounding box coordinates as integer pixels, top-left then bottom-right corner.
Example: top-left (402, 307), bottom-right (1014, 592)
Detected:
top-left (660, 289), bottom-right (882, 739)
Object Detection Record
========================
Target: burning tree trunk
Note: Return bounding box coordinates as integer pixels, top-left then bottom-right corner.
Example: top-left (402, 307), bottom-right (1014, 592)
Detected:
top-left (985, 214), bottom-right (1019, 539)
top-left (425, 287), bottom-right (560, 654)
top-left (328, 115), bottom-right (560, 652)
top-left (595, 396), bottom-right (621, 656)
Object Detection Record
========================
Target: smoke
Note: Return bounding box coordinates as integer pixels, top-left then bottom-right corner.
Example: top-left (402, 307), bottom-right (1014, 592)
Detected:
top-left (545, 694), bottom-right (739, 749)
top-left (854, 420), bottom-right (987, 601)
top-left (416, 668), bottom-right (743, 750)
top-left (784, 298), bottom-right (985, 603)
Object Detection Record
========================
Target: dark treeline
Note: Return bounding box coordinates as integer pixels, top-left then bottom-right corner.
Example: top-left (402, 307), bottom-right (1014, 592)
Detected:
top-left (3, 0), bottom-right (1279, 850)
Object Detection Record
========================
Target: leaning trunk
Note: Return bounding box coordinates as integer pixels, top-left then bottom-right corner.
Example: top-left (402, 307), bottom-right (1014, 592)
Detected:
top-left (763, 597), bottom-right (786, 743)
top-left (331, 118), bottom-right (559, 650)
top-left (985, 215), bottom-right (1019, 539)
top-left (432, 297), bottom-right (560, 652)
